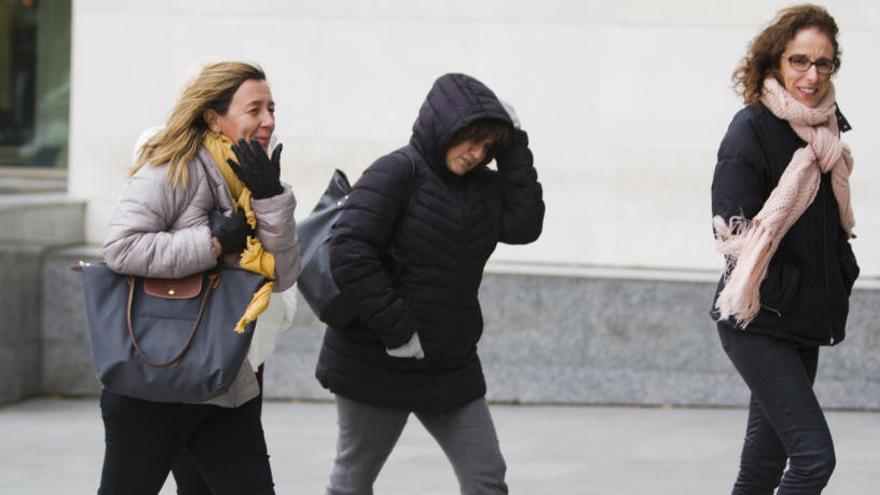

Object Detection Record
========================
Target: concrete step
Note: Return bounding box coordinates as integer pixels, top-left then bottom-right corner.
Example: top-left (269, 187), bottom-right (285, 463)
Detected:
top-left (0, 167), bottom-right (67, 194)
top-left (0, 193), bottom-right (85, 244)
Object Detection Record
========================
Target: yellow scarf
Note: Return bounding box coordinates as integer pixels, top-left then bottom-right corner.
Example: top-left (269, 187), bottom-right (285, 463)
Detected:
top-left (203, 132), bottom-right (275, 333)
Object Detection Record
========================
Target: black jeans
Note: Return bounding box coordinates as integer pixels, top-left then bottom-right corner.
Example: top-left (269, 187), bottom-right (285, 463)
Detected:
top-left (718, 326), bottom-right (835, 495)
top-left (171, 450), bottom-right (213, 495)
top-left (168, 396), bottom-right (264, 495)
top-left (98, 390), bottom-right (274, 495)
top-left (169, 367), bottom-right (266, 495)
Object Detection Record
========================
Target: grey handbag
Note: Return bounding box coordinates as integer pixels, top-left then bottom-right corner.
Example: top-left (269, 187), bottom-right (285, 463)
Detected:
top-left (80, 263), bottom-right (268, 403)
top-left (297, 157), bottom-right (417, 328)
top-left (295, 169), bottom-right (355, 328)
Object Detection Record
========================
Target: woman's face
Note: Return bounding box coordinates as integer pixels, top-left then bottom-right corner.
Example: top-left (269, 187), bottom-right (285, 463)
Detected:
top-left (445, 138), bottom-right (494, 176)
top-left (778, 27), bottom-right (835, 108)
top-left (214, 79), bottom-right (275, 150)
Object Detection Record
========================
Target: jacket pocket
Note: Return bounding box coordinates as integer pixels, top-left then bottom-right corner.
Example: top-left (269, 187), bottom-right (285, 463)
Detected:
top-left (759, 254), bottom-right (801, 317)
top-left (839, 239), bottom-right (860, 296)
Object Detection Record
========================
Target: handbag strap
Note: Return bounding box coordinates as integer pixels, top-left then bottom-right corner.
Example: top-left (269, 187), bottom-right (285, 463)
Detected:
top-left (393, 149), bottom-right (417, 206)
top-left (125, 272), bottom-right (221, 368)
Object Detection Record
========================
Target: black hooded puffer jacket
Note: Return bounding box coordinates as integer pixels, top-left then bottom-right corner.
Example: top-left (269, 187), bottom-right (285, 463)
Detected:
top-left (316, 73), bottom-right (545, 412)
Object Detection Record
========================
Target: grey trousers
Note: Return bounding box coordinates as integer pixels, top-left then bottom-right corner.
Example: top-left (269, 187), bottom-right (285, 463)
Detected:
top-left (327, 396), bottom-right (508, 495)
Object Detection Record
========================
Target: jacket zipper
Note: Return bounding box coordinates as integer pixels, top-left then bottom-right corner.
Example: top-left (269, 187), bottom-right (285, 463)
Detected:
top-left (762, 304), bottom-right (782, 317)
top-left (452, 178), bottom-right (469, 274)
top-left (821, 184), bottom-right (834, 344)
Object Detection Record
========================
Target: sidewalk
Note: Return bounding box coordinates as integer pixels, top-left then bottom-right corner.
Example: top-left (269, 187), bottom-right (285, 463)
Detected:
top-left (0, 398), bottom-right (877, 494)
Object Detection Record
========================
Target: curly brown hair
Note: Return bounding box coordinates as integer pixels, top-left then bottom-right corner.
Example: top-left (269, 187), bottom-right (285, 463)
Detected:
top-left (733, 4), bottom-right (840, 106)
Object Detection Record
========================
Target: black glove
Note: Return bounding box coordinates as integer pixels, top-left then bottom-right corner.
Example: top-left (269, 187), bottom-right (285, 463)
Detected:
top-left (209, 209), bottom-right (253, 256)
top-left (227, 139), bottom-right (283, 199)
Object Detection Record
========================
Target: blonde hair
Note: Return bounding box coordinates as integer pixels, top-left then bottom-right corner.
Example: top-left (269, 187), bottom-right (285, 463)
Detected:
top-left (132, 61), bottom-right (266, 187)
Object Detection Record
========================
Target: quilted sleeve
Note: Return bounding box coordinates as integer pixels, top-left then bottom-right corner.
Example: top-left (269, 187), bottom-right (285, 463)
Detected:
top-left (711, 114), bottom-right (769, 224)
top-left (328, 154), bottom-right (417, 348)
top-left (250, 182), bottom-right (300, 292)
top-left (103, 164), bottom-right (217, 279)
top-left (495, 129), bottom-right (545, 244)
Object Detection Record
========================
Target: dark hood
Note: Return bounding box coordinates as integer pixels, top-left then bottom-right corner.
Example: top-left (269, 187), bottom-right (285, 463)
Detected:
top-left (409, 73), bottom-right (512, 173)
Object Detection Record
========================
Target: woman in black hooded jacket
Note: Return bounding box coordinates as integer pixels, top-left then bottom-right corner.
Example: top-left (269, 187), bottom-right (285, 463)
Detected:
top-left (316, 73), bottom-right (544, 494)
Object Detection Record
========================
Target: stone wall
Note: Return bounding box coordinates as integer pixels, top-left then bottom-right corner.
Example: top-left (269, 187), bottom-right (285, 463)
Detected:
top-left (0, 244), bottom-right (44, 402)
top-left (40, 248), bottom-right (102, 397)
top-left (31, 248), bottom-right (880, 409)
top-left (0, 194), bottom-right (84, 403)
top-left (264, 269), bottom-right (880, 409)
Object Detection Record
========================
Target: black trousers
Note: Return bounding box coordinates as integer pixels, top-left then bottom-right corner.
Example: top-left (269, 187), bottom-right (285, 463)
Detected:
top-left (172, 449), bottom-right (215, 495)
top-left (718, 326), bottom-right (835, 495)
top-left (98, 390), bottom-right (274, 495)
top-left (168, 396), bottom-right (265, 495)
top-left (169, 367), bottom-right (266, 495)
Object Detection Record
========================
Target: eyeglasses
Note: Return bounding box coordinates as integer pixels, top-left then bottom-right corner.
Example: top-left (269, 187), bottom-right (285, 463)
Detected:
top-left (786, 54), bottom-right (838, 75)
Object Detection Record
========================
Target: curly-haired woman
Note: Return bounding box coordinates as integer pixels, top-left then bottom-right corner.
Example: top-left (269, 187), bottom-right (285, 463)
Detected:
top-left (710, 5), bottom-right (859, 493)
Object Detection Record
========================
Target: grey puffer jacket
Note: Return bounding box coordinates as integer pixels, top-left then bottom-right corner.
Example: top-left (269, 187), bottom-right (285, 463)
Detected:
top-left (103, 146), bottom-right (300, 407)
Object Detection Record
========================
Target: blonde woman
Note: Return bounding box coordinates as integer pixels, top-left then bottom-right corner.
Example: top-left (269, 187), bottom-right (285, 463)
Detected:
top-left (99, 62), bottom-right (299, 494)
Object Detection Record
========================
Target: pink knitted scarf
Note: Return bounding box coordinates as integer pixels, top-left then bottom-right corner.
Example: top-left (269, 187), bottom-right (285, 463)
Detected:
top-left (713, 77), bottom-right (855, 327)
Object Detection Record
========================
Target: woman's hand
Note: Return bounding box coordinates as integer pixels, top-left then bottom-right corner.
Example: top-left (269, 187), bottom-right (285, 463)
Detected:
top-left (228, 138), bottom-right (284, 199)
top-left (210, 209), bottom-right (253, 256)
top-left (386, 332), bottom-right (425, 359)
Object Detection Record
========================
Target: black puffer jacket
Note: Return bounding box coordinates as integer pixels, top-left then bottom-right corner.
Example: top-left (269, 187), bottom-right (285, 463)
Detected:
top-left (711, 105), bottom-right (859, 346)
top-left (316, 73), bottom-right (545, 412)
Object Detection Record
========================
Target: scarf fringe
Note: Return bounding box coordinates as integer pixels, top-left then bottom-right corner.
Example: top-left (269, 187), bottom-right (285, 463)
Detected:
top-left (713, 216), bottom-right (774, 327)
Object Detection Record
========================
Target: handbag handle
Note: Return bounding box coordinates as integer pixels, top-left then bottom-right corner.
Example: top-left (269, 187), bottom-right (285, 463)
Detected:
top-left (125, 272), bottom-right (222, 368)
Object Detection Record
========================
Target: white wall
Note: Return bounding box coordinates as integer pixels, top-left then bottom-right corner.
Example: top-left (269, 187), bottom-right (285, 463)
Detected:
top-left (69, 0), bottom-right (880, 276)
